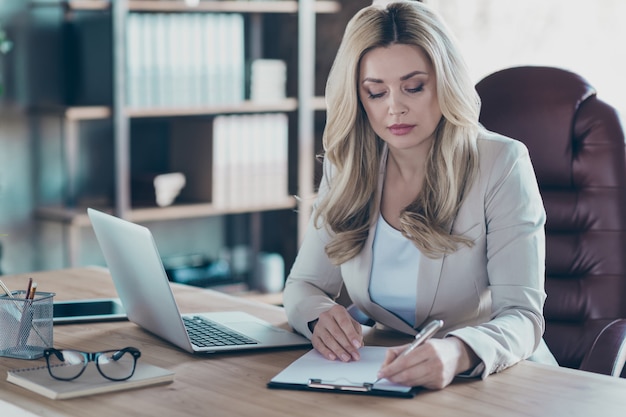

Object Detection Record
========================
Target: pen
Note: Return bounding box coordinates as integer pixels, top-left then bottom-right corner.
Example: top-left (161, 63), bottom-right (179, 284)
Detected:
top-left (25, 277), bottom-right (33, 299)
top-left (17, 281), bottom-right (38, 347)
top-left (373, 319), bottom-right (444, 386)
top-left (0, 278), bottom-right (13, 298)
top-left (28, 282), bottom-right (37, 300)
top-left (0, 278), bottom-right (22, 311)
top-left (399, 319), bottom-right (444, 359)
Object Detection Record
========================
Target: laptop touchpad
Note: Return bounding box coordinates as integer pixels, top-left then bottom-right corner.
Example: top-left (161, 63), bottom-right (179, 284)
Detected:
top-left (228, 322), bottom-right (290, 339)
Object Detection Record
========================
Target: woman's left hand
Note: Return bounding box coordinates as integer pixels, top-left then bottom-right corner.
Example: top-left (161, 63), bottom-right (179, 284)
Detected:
top-left (376, 337), bottom-right (478, 390)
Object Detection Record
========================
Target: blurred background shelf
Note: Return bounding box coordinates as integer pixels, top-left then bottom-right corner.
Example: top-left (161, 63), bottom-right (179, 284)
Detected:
top-left (36, 196), bottom-right (297, 226)
top-left (48, 0), bottom-right (342, 14)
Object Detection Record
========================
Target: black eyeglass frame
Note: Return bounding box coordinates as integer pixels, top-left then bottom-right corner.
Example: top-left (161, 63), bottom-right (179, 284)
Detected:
top-left (43, 346), bottom-right (141, 381)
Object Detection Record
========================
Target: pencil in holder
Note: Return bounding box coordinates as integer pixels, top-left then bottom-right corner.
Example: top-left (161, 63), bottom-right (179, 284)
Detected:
top-left (0, 291), bottom-right (55, 360)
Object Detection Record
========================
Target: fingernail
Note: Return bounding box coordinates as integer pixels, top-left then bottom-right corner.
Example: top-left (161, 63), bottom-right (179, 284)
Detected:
top-left (341, 353), bottom-right (350, 362)
top-left (328, 353), bottom-right (336, 361)
top-left (352, 340), bottom-right (361, 349)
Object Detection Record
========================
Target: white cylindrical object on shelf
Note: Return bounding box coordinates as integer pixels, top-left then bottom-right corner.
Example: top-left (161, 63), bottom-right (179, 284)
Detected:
top-left (250, 59), bottom-right (287, 103)
top-left (255, 252), bottom-right (285, 293)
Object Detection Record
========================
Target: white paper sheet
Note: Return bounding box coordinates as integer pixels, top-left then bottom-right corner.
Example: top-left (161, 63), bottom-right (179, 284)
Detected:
top-left (270, 346), bottom-right (412, 393)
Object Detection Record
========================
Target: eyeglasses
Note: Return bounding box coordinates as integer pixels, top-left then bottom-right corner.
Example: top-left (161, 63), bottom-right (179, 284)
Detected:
top-left (43, 347), bottom-right (141, 381)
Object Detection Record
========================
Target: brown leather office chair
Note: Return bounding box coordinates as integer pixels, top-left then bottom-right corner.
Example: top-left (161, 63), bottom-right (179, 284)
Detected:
top-left (476, 66), bottom-right (626, 377)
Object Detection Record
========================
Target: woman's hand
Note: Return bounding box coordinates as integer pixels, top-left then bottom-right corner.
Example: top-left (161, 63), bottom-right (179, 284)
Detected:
top-left (311, 304), bottom-right (364, 362)
top-left (377, 337), bottom-right (479, 390)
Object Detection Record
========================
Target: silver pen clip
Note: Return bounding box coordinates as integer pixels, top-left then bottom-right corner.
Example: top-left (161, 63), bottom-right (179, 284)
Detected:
top-left (308, 378), bottom-right (373, 392)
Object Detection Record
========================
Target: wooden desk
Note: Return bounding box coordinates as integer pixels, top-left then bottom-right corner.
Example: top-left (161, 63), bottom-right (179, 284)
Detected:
top-left (1, 267), bottom-right (626, 417)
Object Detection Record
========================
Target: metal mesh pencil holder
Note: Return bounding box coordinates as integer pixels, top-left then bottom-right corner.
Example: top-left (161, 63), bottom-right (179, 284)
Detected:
top-left (0, 291), bottom-right (55, 359)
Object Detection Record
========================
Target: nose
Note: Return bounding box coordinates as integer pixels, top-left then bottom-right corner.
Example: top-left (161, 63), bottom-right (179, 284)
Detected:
top-left (388, 93), bottom-right (408, 116)
top-left (389, 107), bottom-right (407, 116)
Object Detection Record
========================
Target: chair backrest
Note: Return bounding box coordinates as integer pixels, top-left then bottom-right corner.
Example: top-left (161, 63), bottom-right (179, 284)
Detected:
top-left (476, 66), bottom-right (626, 371)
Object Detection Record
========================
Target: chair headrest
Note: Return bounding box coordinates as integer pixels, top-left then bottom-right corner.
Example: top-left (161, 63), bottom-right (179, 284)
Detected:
top-left (476, 66), bottom-right (596, 187)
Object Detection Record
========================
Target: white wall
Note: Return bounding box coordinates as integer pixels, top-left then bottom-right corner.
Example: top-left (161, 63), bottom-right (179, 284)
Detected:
top-left (428, 0), bottom-right (626, 117)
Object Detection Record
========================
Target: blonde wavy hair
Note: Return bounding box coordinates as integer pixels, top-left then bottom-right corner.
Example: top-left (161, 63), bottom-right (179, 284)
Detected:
top-left (316, 1), bottom-right (481, 264)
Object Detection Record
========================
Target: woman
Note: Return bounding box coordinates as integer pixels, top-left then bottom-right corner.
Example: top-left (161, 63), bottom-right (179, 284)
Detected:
top-left (283, 0), bottom-right (557, 390)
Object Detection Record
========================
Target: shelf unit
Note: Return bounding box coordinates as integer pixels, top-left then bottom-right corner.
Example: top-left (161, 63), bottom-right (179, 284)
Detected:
top-left (33, 0), bottom-right (339, 267)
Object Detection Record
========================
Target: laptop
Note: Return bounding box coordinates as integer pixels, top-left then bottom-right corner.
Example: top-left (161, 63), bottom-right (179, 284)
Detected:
top-left (87, 208), bottom-right (311, 353)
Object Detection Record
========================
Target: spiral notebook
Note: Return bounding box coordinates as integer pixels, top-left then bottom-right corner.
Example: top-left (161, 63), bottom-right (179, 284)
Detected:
top-left (7, 362), bottom-right (174, 400)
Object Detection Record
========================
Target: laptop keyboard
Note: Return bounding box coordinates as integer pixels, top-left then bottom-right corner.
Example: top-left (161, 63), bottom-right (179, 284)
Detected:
top-left (183, 316), bottom-right (259, 348)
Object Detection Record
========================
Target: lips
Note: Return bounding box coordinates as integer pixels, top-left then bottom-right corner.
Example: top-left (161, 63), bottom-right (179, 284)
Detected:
top-left (388, 124), bottom-right (415, 135)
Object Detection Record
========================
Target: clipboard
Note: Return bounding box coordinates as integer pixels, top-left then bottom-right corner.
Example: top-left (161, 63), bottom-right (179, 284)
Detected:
top-left (267, 346), bottom-right (420, 398)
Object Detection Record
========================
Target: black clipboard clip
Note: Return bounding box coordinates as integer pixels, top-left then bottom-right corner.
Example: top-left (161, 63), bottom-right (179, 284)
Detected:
top-left (307, 378), bottom-right (375, 392)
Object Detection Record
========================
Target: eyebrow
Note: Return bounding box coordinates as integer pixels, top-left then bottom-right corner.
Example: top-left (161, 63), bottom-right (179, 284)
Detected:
top-left (361, 70), bottom-right (428, 84)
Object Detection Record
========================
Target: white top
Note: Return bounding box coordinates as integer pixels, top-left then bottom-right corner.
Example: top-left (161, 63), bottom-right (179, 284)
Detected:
top-left (369, 214), bottom-right (420, 326)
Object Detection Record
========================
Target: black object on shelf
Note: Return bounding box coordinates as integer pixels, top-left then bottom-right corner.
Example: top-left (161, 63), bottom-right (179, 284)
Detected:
top-left (163, 254), bottom-right (234, 288)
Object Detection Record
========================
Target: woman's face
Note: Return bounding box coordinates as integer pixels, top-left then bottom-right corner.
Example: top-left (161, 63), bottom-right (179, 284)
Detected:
top-left (358, 43), bottom-right (442, 154)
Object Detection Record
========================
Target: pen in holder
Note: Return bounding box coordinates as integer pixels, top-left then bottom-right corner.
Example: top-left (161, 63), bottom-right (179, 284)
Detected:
top-left (0, 290), bottom-right (55, 359)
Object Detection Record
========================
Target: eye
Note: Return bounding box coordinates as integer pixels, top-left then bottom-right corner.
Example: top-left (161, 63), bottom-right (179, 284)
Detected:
top-left (367, 90), bottom-right (385, 99)
top-left (406, 83), bottom-right (425, 93)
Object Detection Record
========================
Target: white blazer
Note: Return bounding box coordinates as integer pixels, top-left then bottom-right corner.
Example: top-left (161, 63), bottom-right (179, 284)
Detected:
top-left (283, 130), bottom-right (557, 378)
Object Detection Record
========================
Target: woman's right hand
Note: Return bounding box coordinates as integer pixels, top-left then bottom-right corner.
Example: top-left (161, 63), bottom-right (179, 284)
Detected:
top-left (311, 304), bottom-right (364, 362)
